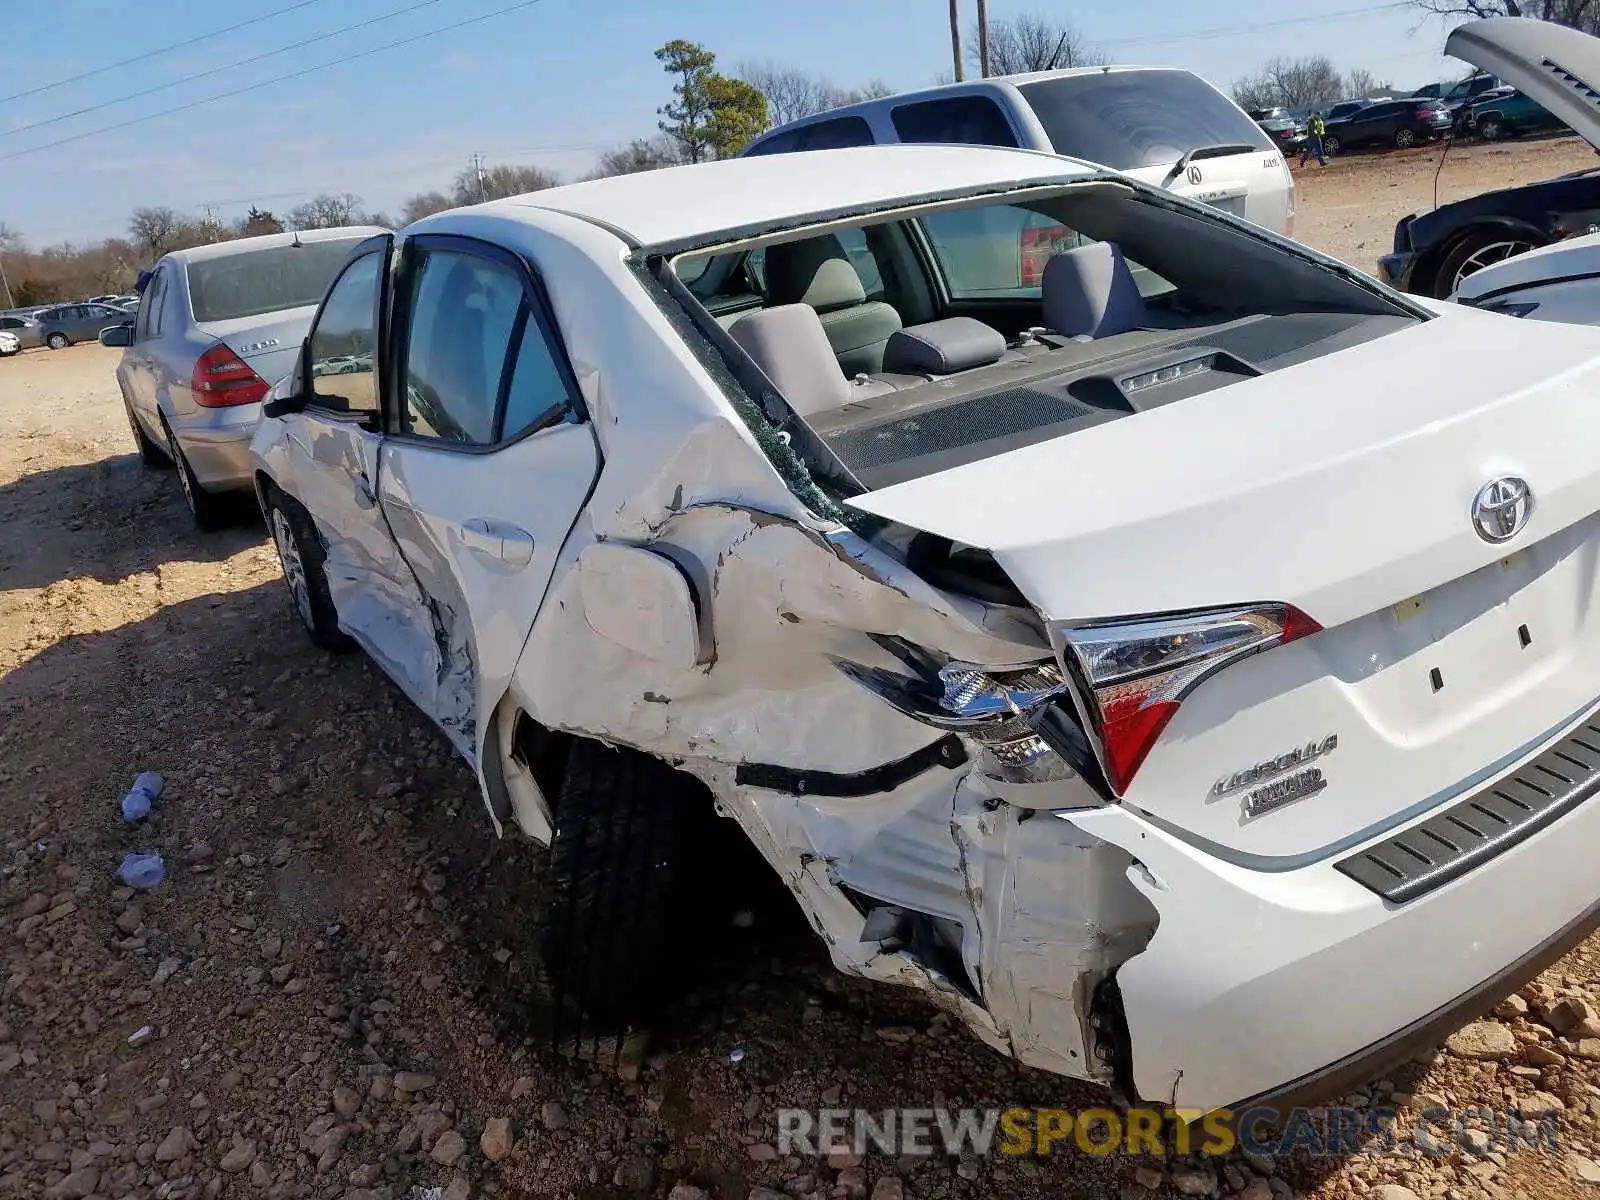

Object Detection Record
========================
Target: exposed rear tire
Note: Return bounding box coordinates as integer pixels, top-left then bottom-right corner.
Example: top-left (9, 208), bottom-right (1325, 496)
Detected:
top-left (1323, 135), bottom-right (1341, 156)
top-left (264, 486), bottom-right (353, 652)
top-left (163, 419), bottom-right (231, 531)
top-left (1395, 128), bottom-right (1417, 148)
top-left (534, 739), bottom-right (722, 1034)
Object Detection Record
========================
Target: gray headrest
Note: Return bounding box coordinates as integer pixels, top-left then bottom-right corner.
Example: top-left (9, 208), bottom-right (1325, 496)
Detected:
top-left (729, 304), bottom-right (853, 417)
top-left (1042, 241), bottom-right (1146, 339)
top-left (883, 317), bottom-right (1006, 375)
top-left (764, 236), bottom-right (868, 313)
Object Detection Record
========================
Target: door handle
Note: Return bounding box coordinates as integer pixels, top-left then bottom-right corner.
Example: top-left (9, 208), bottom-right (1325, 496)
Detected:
top-left (459, 518), bottom-right (535, 567)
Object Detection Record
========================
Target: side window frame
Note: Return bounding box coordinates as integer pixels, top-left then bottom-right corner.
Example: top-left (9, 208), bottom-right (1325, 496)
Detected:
top-left (889, 94), bottom-right (1021, 148)
top-left (301, 233), bottom-right (393, 421)
top-left (137, 271), bottom-right (166, 341)
top-left (386, 232), bottom-right (588, 454)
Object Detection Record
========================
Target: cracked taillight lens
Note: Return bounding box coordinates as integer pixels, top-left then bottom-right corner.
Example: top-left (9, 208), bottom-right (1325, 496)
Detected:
top-left (1057, 604), bottom-right (1321, 795)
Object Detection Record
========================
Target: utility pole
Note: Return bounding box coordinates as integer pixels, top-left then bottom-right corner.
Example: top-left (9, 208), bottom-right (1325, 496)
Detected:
top-left (949, 0), bottom-right (964, 82)
top-left (471, 152), bottom-right (487, 203)
top-left (0, 250), bottom-right (13, 310)
top-left (976, 0), bottom-right (990, 77)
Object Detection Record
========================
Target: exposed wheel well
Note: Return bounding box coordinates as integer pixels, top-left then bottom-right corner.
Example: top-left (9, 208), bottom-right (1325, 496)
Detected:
top-left (1415, 222), bottom-right (1547, 298)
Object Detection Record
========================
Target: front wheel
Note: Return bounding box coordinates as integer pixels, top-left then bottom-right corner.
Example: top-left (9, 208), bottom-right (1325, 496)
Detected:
top-left (1433, 227), bottom-right (1541, 298)
top-left (45, 332), bottom-right (68, 350)
top-left (265, 488), bottom-right (352, 652)
top-left (1478, 115), bottom-right (1506, 141)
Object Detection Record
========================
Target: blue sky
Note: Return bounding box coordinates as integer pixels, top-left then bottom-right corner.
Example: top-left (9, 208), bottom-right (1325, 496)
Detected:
top-left (2, 0), bottom-right (1467, 245)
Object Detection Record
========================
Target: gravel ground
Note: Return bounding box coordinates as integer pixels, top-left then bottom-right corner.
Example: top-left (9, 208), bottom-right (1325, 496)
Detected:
top-left (6, 140), bottom-right (1600, 1200)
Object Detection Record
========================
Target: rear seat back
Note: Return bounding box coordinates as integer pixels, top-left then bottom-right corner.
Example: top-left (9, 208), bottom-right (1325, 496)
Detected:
top-left (729, 304), bottom-right (855, 417)
top-left (1042, 241), bottom-right (1147, 340)
top-left (764, 235), bottom-right (903, 375)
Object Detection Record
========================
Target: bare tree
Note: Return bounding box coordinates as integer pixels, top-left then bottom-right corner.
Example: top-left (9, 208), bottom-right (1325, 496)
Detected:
top-left (1265, 56), bottom-right (1345, 109)
top-left (288, 193), bottom-right (364, 230)
top-left (236, 207), bottom-right (284, 237)
top-left (593, 138), bottom-right (682, 177)
top-left (450, 163), bottom-right (558, 205)
top-left (1345, 68), bottom-right (1384, 98)
top-left (736, 62), bottom-right (836, 125)
top-left (1232, 70), bottom-right (1279, 112)
top-left (970, 13), bottom-right (1107, 76)
top-left (1405, 0), bottom-right (1600, 32)
top-left (736, 62), bottom-right (898, 126)
top-left (400, 192), bottom-right (454, 224)
top-left (129, 207), bottom-right (180, 256)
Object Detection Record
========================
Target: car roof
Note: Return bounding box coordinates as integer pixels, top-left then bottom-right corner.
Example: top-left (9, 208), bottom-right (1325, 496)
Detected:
top-left (160, 225), bottom-right (387, 266)
top-left (481, 144), bottom-right (1096, 247)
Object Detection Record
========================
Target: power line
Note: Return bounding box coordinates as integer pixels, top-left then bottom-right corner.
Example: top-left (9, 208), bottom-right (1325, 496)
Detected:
top-left (4, 0), bottom-right (448, 140)
top-left (1100, 2), bottom-right (1409, 48)
top-left (0, 0), bottom-right (330, 106)
top-left (0, 0), bottom-right (549, 165)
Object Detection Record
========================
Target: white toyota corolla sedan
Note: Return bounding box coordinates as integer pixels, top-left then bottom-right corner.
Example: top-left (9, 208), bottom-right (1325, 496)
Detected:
top-left (250, 143), bottom-right (1600, 1120)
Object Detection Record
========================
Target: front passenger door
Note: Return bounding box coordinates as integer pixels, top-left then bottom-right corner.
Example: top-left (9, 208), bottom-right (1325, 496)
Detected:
top-left (374, 234), bottom-right (601, 764)
top-left (281, 238), bottom-right (447, 706)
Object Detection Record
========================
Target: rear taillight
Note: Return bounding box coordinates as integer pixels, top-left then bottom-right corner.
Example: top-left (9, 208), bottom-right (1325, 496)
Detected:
top-left (1416, 108), bottom-right (1439, 120)
top-left (192, 342), bottom-right (268, 407)
top-left (1020, 223), bottom-right (1072, 287)
top-left (1057, 604), bottom-right (1321, 794)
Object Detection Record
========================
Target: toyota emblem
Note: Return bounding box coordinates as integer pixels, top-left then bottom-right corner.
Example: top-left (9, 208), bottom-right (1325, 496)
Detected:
top-left (1187, 164), bottom-right (1203, 185)
top-left (1471, 476), bottom-right (1533, 543)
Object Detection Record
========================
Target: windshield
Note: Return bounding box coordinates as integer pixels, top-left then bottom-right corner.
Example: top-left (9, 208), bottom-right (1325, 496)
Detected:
top-left (186, 238), bottom-right (365, 323)
top-left (1017, 71), bottom-right (1272, 171)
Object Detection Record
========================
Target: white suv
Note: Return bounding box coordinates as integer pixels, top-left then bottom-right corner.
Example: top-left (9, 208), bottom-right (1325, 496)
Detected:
top-left (743, 67), bottom-right (1296, 237)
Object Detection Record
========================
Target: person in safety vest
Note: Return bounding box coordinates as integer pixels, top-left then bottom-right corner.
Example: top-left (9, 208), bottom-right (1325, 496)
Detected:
top-left (1301, 111), bottom-right (1328, 167)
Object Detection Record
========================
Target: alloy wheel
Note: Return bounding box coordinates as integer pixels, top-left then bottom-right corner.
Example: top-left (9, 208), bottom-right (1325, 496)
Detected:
top-left (1451, 240), bottom-right (1534, 292)
top-left (271, 508), bottom-right (316, 631)
top-left (166, 427), bottom-right (197, 514)
top-left (1396, 128), bottom-right (1416, 148)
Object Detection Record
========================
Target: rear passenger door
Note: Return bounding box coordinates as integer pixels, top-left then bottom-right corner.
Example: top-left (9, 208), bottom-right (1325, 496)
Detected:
top-left (374, 234), bottom-right (601, 764)
top-left (123, 271), bottom-right (168, 425)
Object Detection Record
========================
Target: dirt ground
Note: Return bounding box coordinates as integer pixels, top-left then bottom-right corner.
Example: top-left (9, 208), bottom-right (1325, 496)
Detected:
top-left (7, 136), bottom-right (1600, 1200)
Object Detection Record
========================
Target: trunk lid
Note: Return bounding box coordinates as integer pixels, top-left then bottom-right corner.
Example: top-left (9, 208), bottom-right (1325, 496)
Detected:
top-left (848, 307), bottom-right (1600, 863)
top-left (196, 305), bottom-right (315, 389)
top-left (1446, 16), bottom-right (1600, 152)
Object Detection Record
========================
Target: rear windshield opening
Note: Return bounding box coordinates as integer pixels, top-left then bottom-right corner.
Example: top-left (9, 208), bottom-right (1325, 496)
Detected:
top-left (186, 238), bottom-right (366, 323)
top-left (667, 182), bottom-right (1421, 503)
top-left (1017, 72), bottom-right (1273, 171)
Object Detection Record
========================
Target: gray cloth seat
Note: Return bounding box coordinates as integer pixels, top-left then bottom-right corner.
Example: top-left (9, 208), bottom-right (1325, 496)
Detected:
top-left (730, 304), bottom-right (859, 417)
top-left (763, 235), bottom-right (902, 375)
top-left (1041, 240), bottom-right (1147, 340)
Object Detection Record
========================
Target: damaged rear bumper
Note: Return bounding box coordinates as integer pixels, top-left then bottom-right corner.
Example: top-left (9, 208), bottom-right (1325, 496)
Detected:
top-left (1064, 771), bottom-right (1600, 1117)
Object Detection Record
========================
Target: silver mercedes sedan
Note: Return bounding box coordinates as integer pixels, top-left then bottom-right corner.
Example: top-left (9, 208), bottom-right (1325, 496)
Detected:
top-left (101, 225), bottom-right (385, 529)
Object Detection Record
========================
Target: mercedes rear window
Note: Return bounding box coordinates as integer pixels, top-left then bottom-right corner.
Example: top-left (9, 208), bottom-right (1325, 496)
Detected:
top-left (186, 238), bottom-right (365, 323)
top-left (1017, 71), bottom-right (1272, 171)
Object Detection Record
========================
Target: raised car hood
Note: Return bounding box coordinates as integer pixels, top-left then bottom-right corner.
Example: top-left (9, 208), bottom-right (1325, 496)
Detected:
top-left (1446, 16), bottom-right (1600, 151)
top-left (847, 305), bottom-right (1600, 632)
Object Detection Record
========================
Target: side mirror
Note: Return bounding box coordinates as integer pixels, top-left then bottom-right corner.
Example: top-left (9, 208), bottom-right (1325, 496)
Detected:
top-left (262, 338), bottom-right (312, 419)
top-left (99, 324), bottom-right (132, 348)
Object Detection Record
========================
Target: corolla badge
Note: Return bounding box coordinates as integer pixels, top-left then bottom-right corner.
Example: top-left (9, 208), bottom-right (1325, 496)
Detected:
top-left (1471, 476), bottom-right (1533, 544)
top-left (1209, 735), bottom-right (1338, 816)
